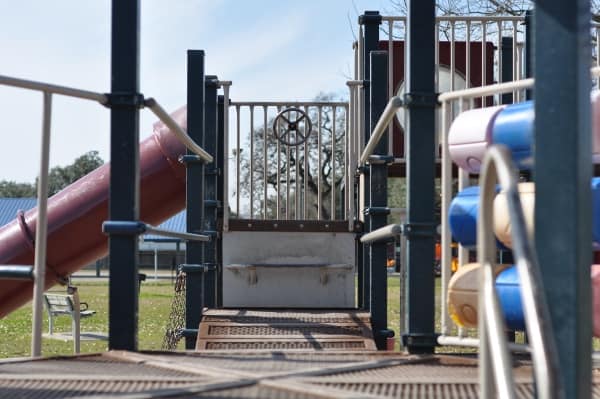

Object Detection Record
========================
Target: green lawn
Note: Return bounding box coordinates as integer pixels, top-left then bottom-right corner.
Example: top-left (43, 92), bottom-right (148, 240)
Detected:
top-left (0, 280), bottom-right (177, 358)
top-left (1, 276), bottom-right (594, 358)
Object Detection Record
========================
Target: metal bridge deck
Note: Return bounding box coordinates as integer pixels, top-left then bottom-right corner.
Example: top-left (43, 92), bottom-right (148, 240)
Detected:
top-left (196, 309), bottom-right (376, 351)
top-left (3, 350), bottom-right (599, 398)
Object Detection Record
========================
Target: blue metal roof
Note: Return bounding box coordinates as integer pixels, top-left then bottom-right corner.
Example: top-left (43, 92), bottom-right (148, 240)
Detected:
top-left (144, 210), bottom-right (187, 242)
top-left (0, 197), bottom-right (186, 242)
top-left (0, 198), bottom-right (36, 227)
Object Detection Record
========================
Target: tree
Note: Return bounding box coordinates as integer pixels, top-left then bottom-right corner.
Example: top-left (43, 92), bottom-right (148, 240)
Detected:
top-left (236, 93), bottom-right (347, 220)
top-left (0, 151), bottom-right (104, 198)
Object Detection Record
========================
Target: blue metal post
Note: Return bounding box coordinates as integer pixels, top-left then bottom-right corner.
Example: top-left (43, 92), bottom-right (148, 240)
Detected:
top-left (216, 94), bottom-right (225, 308)
top-left (368, 50), bottom-right (391, 350)
top-left (534, 2), bottom-right (591, 397)
top-left (358, 10), bottom-right (381, 311)
top-left (108, 0), bottom-right (141, 351)
top-left (202, 75), bottom-right (219, 309)
top-left (403, 0), bottom-right (436, 354)
top-left (184, 50), bottom-right (205, 349)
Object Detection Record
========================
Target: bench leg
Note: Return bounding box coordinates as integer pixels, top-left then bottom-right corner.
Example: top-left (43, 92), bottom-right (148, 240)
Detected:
top-left (72, 311), bottom-right (80, 354)
top-left (48, 314), bottom-right (54, 335)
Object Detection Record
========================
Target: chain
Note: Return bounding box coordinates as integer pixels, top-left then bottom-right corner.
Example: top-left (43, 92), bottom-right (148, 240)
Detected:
top-left (162, 270), bottom-right (186, 350)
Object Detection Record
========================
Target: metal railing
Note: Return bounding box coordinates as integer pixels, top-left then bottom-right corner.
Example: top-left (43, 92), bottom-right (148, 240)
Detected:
top-left (0, 74), bottom-right (214, 357)
top-left (438, 77), bottom-right (534, 343)
top-left (228, 101), bottom-right (349, 224)
top-left (353, 15), bottom-right (527, 160)
top-left (477, 145), bottom-right (561, 399)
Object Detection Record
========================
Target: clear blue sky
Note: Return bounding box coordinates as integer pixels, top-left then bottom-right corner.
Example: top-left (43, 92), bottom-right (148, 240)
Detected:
top-left (0, 0), bottom-right (392, 182)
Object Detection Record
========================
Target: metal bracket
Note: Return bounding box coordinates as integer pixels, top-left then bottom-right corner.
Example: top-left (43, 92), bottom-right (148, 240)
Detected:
top-left (402, 92), bottom-right (439, 109)
top-left (204, 200), bottom-right (222, 209)
top-left (358, 11), bottom-right (382, 25)
top-left (103, 92), bottom-right (145, 109)
top-left (181, 328), bottom-right (198, 337)
top-left (179, 263), bottom-right (217, 273)
top-left (402, 222), bottom-right (437, 238)
top-left (363, 207), bottom-right (390, 216)
top-left (368, 155), bottom-right (394, 165)
top-left (402, 332), bottom-right (439, 349)
top-left (178, 154), bottom-right (206, 164)
top-left (102, 220), bottom-right (146, 235)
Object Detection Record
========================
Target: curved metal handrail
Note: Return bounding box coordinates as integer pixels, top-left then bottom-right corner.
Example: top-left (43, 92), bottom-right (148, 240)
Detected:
top-left (478, 145), bottom-right (562, 399)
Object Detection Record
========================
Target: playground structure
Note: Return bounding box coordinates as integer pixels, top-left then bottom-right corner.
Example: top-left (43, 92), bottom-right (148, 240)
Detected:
top-left (0, 1), bottom-right (598, 398)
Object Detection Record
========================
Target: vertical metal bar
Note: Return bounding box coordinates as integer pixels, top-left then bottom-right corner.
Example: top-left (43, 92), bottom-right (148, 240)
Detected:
top-left (295, 115), bottom-right (300, 220)
top-left (263, 106), bottom-right (268, 219)
top-left (216, 94), bottom-right (225, 308)
top-left (317, 106), bottom-right (322, 220)
top-left (388, 20), bottom-right (394, 156)
top-left (466, 21), bottom-right (471, 89)
top-left (369, 50), bottom-right (389, 350)
top-left (440, 99), bottom-right (453, 337)
top-left (276, 106), bottom-right (281, 219)
top-left (405, 0), bottom-right (436, 354)
top-left (512, 21), bottom-right (519, 100)
top-left (535, 2), bottom-right (592, 397)
top-left (304, 105), bottom-right (309, 219)
top-left (524, 10), bottom-right (533, 100)
top-left (108, 0), bottom-right (140, 351)
top-left (481, 21), bottom-right (487, 105)
top-left (184, 50), bottom-right (205, 349)
top-left (501, 37), bottom-right (514, 104)
top-left (435, 21), bottom-right (439, 92)
top-left (236, 105), bottom-right (240, 217)
top-left (497, 21), bottom-right (503, 93)
top-left (249, 106), bottom-right (254, 219)
top-left (331, 106), bottom-right (336, 220)
top-left (203, 76), bottom-right (219, 309)
top-left (343, 104), bottom-right (349, 222)
top-left (286, 108), bottom-right (291, 219)
top-left (222, 85), bottom-right (230, 232)
top-left (31, 92), bottom-right (52, 357)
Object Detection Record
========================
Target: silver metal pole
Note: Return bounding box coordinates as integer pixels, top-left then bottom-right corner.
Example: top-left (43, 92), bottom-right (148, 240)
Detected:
top-left (263, 106), bottom-right (268, 219)
top-left (31, 92), bottom-right (52, 357)
top-left (236, 105), bottom-right (241, 217)
top-left (331, 106), bottom-right (337, 220)
top-left (222, 84), bottom-right (230, 231)
top-left (317, 106), bottom-right (322, 220)
top-left (250, 106), bottom-right (255, 219)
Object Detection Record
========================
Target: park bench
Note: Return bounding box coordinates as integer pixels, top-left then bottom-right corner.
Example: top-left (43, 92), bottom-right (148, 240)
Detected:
top-left (43, 288), bottom-right (96, 353)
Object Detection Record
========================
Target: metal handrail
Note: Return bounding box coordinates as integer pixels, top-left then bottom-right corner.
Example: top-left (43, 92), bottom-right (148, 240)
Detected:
top-left (360, 224), bottom-right (402, 244)
top-left (0, 75), bottom-right (108, 103)
top-left (144, 98), bottom-right (213, 163)
top-left (359, 96), bottom-right (403, 165)
top-left (0, 74), bottom-right (217, 357)
top-left (478, 145), bottom-right (562, 399)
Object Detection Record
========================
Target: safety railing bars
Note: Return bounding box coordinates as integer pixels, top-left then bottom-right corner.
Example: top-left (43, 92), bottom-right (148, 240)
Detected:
top-left (0, 266), bottom-right (35, 281)
top-left (358, 96), bottom-right (403, 166)
top-left (0, 73), bottom-right (217, 356)
top-left (102, 221), bottom-right (211, 242)
top-left (477, 145), bottom-right (561, 399)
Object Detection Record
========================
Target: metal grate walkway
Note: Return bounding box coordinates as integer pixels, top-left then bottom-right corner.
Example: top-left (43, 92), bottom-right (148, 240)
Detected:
top-left (2, 350), bottom-right (599, 398)
top-left (196, 309), bottom-right (376, 351)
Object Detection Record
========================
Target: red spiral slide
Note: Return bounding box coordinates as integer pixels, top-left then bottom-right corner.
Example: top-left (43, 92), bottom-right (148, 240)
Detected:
top-left (0, 106), bottom-right (188, 317)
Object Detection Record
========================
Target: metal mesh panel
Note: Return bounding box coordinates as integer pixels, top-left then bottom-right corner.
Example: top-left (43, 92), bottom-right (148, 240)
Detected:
top-left (0, 357), bottom-right (202, 378)
top-left (206, 325), bottom-right (364, 337)
top-left (0, 379), bottom-right (201, 399)
top-left (317, 382), bottom-right (480, 398)
top-left (204, 341), bottom-right (366, 350)
top-left (191, 384), bottom-right (322, 399)
top-left (203, 316), bottom-right (369, 324)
